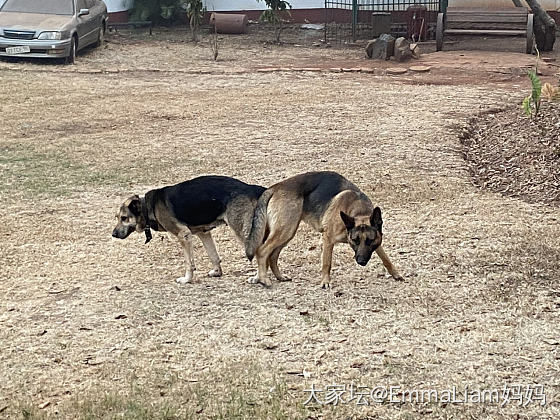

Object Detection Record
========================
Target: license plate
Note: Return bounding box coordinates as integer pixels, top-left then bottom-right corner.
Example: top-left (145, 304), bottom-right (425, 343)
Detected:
top-left (6, 45), bottom-right (30, 54)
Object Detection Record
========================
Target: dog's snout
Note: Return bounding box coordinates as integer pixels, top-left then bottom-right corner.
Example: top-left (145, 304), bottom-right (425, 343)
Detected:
top-left (112, 230), bottom-right (119, 238)
top-left (356, 256), bottom-right (369, 266)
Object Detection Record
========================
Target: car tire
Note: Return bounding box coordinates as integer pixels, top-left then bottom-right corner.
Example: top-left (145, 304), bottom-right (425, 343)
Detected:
top-left (65, 36), bottom-right (77, 64)
top-left (95, 23), bottom-right (105, 48)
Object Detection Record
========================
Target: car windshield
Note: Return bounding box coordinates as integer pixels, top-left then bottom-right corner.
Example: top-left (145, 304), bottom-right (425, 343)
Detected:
top-left (0, 0), bottom-right (74, 15)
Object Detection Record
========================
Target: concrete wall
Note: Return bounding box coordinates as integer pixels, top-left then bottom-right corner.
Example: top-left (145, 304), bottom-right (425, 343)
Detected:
top-left (203, 0), bottom-right (324, 11)
top-left (102, 0), bottom-right (134, 13)
top-left (204, 0), bottom-right (560, 12)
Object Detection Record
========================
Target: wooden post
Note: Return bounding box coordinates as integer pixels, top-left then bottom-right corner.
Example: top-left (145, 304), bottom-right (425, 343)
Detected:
top-left (524, 0), bottom-right (557, 51)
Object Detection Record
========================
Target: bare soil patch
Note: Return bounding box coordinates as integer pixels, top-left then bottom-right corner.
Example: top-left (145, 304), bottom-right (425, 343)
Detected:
top-left (462, 102), bottom-right (560, 206)
top-left (0, 28), bottom-right (559, 419)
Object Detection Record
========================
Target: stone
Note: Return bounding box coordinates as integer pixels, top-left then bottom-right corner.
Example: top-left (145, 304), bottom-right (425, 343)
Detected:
top-left (394, 37), bottom-right (412, 62)
top-left (386, 67), bottom-right (408, 75)
top-left (365, 33), bottom-right (395, 60)
top-left (410, 43), bottom-right (421, 59)
top-left (409, 65), bottom-right (431, 73)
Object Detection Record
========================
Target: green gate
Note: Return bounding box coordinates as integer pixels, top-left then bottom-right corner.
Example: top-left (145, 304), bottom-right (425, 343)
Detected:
top-left (324, 0), bottom-right (445, 43)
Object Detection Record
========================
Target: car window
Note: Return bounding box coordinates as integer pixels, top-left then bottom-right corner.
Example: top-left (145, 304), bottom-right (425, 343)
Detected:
top-left (76, 0), bottom-right (87, 11)
top-left (1, 0), bottom-right (74, 15)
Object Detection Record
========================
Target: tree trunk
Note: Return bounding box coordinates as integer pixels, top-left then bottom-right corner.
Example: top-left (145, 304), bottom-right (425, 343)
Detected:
top-left (523, 0), bottom-right (556, 52)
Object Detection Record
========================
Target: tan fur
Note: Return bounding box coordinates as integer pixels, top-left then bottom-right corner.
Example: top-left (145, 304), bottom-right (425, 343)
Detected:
top-left (251, 182), bottom-right (403, 288)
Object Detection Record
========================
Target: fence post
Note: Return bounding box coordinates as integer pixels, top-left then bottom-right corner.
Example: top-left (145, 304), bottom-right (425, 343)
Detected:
top-left (440, 0), bottom-right (448, 13)
top-left (352, 0), bottom-right (358, 42)
top-left (324, 0), bottom-right (327, 43)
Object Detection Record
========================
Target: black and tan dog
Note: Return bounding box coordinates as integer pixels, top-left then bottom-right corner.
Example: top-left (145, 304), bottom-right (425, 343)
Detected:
top-left (112, 176), bottom-right (265, 284)
top-left (245, 171), bottom-right (403, 288)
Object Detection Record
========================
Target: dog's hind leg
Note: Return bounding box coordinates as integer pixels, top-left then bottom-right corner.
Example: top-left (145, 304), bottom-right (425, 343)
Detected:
top-left (269, 245), bottom-right (290, 282)
top-left (198, 231), bottom-right (223, 277)
top-left (252, 198), bottom-right (302, 287)
top-left (375, 245), bottom-right (404, 281)
top-left (176, 228), bottom-right (196, 284)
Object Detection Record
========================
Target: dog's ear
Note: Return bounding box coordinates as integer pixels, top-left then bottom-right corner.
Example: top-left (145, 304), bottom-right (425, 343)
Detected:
top-left (371, 207), bottom-right (383, 232)
top-left (340, 211), bottom-right (355, 231)
top-left (128, 195), bottom-right (142, 217)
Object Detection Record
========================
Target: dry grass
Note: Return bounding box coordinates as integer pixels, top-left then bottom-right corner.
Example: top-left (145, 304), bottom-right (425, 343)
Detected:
top-left (1, 29), bottom-right (559, 419)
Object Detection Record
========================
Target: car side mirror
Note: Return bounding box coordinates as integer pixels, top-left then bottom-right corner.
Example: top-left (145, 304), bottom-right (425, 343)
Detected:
top-left (78, 8), bottom-right (90, 17)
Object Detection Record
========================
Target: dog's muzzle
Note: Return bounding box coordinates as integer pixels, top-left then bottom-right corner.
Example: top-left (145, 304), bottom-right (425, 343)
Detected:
top-left (112, 226), bottom-right (133, 239)
top-left (355, 255), bottom-right (371, 266)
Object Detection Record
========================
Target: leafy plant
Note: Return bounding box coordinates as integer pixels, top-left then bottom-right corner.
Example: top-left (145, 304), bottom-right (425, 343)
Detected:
top-left (258, 0), bottom-right (292, 43)
top-left (131, 0), bottom-right (184, 25)
top-left (522, 70), bottom-right (542, 118)
top-left (522, 46), bottom-right (543, 118)
top-left (131, 0), bottom-right (162, 22)
top-left (522, 47), bottom-right (560, 118)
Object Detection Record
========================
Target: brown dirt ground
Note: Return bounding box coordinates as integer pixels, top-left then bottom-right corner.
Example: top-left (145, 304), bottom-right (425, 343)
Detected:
top-left (0, 26), bottom-right (559, 419)
top-left (462, 102), bottom-right (560, 206)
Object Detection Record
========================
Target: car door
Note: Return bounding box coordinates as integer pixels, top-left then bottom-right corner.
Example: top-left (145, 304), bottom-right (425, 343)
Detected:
top-left (75, 0), bottom-right (96, 48)
top-left (87, 0), bottom-right (104, 40)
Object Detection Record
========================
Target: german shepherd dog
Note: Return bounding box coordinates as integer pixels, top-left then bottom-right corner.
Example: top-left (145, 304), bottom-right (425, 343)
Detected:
top-left (245, 171), bottom-right (403, 288)
top-left (112, 176), bottom-right (265, 284)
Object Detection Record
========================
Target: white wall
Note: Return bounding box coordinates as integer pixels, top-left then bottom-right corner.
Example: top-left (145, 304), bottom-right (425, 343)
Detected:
top-left (205, 1), bottom-right (560, 11)
top-left (203, 0), bottom-right (324, 11)
top-left (103, 0), bottom-right (134, 13)
top-left (102, 0), bottom-right (560, 13)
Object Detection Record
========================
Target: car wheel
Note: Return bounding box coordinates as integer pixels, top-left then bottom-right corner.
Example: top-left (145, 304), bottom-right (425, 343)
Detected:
top-left (65, 36), bottom-right (77, 64)
top-left (95, 24), bottom-right (105, 48)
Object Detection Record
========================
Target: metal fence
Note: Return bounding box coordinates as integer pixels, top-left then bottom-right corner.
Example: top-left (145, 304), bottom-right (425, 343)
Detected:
top-left (324, 0), bottom-right (444, 44)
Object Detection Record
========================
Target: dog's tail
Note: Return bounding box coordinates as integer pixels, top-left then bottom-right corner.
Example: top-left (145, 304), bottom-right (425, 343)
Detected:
top-left (245, 189), bottom-right (274, 261)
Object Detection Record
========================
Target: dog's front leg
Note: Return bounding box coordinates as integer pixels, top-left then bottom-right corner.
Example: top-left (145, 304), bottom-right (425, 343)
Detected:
top-left (176, 228), bottom-right (196, 284)
top-left (375, 245), bottom-right (404, 281)
top-left (320, 237), bottom-right (335, 289)
top-left (197, 231), bottom-right (223, 277)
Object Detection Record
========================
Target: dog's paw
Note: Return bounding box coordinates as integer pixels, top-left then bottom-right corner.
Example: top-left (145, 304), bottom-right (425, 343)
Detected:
top-left (248, 274), bottom-right (259, 284)
top-left (277, 276), bottom-right (291, 282)
top-left (392, 273), bottom-right (405, 281)
top-left (248, 275), bottom-right (271, 288)
top-left (176, 275), bottom-right (193, 284)
top-left (259, 279), bottom-right (272, 288)
top-left (321, 282), bottom-right (331, 289)
top-left (208, 268), bottom-right (222, 277)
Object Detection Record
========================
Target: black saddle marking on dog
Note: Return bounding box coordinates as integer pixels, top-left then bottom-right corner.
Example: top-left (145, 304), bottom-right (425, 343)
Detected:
top-left (158, 176), bottom-right (265, 227)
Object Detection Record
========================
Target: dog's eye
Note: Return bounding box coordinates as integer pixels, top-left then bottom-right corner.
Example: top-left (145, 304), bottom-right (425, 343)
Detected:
top-left (121, 216), bottom-right (127, 222)
top-left (354, 237), bottom-right (360, 245)
top-left (365, 238), bottom-right (372, 246)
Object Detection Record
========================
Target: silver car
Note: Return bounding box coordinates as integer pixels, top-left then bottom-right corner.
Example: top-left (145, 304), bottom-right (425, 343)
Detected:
top-left (0, 0), bottom-right (107, 63)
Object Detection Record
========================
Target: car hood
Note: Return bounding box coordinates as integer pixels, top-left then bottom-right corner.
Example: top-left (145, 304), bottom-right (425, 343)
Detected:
top-left (0, 12), bottom-right (72, 32)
